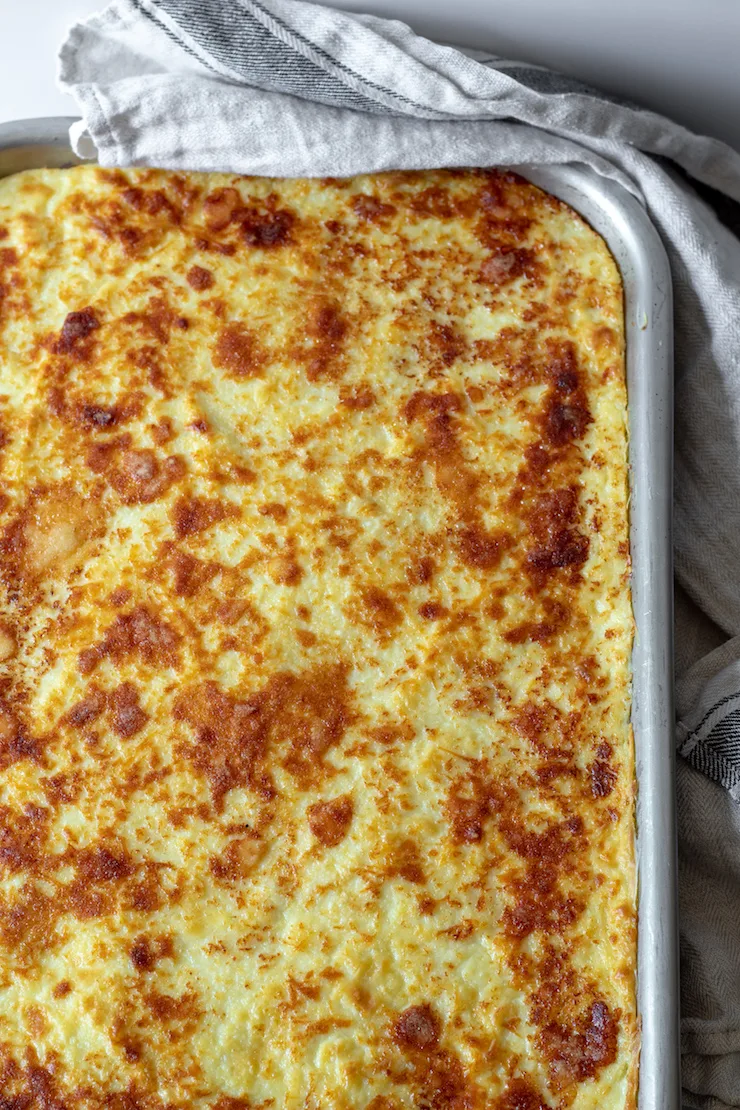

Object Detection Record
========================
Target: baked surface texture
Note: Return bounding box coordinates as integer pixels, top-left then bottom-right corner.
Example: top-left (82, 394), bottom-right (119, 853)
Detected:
top-left (0, 165), bottom-right (634, 1109)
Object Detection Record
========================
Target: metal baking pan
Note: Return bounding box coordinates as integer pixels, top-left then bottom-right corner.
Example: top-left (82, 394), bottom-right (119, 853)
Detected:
top-left (0, 117), bottom-right (678, 1109)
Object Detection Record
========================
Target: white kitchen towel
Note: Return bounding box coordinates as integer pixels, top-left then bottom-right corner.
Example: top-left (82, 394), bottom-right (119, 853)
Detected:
top-left (57, 2), bottom-right (740, 1106)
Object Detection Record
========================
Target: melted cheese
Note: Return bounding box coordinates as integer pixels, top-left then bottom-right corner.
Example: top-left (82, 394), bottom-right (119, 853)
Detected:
top-left (0, 166), bottom-right (634, 1110)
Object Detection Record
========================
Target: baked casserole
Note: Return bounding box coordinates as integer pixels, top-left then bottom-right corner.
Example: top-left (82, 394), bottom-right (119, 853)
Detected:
top-left (0, 165), bottom-right (634, 1109)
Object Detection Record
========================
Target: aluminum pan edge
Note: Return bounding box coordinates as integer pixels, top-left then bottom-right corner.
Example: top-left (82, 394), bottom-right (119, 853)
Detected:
top-left (0, 119), bottom-right (679, 1110)
top-left (524, 165), bottom-right (678, 1110)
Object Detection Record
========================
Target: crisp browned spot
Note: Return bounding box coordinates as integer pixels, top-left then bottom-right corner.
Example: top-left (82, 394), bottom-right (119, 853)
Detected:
top-left (501, 818), bottom-right (585, 940)
top-left (0, 702), bottom-right (41, 770)
top-left (23, 1005), bottom-right (48, 1040)
top-left (84, 430), bottom-right (121, 470)
top-left (445, 758), bottom-right (591, 946)
top-left (426, 321), bottom-right (466, 368)
top-left (78, 606), bottom-right (180, 675)
top-left (365, 1099), bottom-right (400, 1110)
top-left (59, 843), bottom-right (139, 923)
top-left (42, 773), bottom-right (81, 808)
top-left (0, 622), bottom-right (16, 662)
top-left (358, 586), bottom-right (403, 639)
top-left (195, 236), bottom-right (236, 257)
top-left (590, 758), bottom-right (617, 798)
top-left (259, 502), bottom-right (288, 521)
top-left (503, 599), bottom-right (569, 644)
top-left (404, 390), bottom-right (461, 430)
top-left (307, 795), bottom-right (354, 846)
top-left (537, 998), bottom-right (619, 1087)
top-left (270, 555), bottom-right (303, 586)
top-left (394, 1004), bottom-right (441, 1052)
top-left (0, 884), bottom-right (56, 960)
top-left (66, 686), bottom-right (106, 729)
top-left (77, 390), bottom-right (144, 432)
top-left (480, 248), bottom-right (539, 285)
top-left (0, 487), bottom-right (102, 586)
top-left (445, 765), bottom-right (495, 844)
top-left (409, 186), bottom-right (456, 219)
top-left (150, 417), bottom-right (174, 444)
top-left (74, 846), bottom-right (132, 884)
top-left (441, 921), bottom-right (474, 941)
top-left (476, 170), bottom-right (536, 240)
top-left (339, 384), bottom-right (375, 409)
top-left (216, 599), bottom-right (250, 626)
top-left (169, 549), bottom-right (219, 597)
top-left (487, 598), bottom-right (506, 620)
top-left (130, 935), bottom-right (155, 971)
top-left (297, 302), bottom-right (349, 382)
top-left (122, 296), bottom-right (188, 344)
top-left (97, 217), bottom-right (142, 255)
top-left (203, 187), bottom-right (241, 231)
top-left (457, 525), bottom-right (507, 570)
top-left (493, 1077), bottom-right (547, 1110)
top-left (121, 185), bottom-right (181, 224)
top-left (210, 836), bottom-right (266, 882)
top-left (110, 682), bottom-right (148, 738)
top-left (284, 975), bottom-right (321, 1010)
top-left (407, 556), bottom-right (435, 584)
top-left (171, 495), bottom-right (229, 538)
top-left (546, 343), bottom-right (580, 394)
top-left (404, 391), bottom-right (510, 573)
top-left (122, 1041), bottom-right (142, 1063)
top-left (20, 1059), bottom-right (70, 1110)
top-left (54, 307), bottom-right (100, 356)
top-left (388, 838), bottom-right (426, 884)
top-left (126, 344), bottom-right (167, 393)
top-left (418, 601), bottom-right (447, 621)
top-left (0, 803), bottom-right (49, 875)
top-left (174, 663), bottom-right (354, 808)
top-left (544, 400), bottom-right (592, 446)
top-left (130, 933), bottom-right (174, 971)
top-left (77, 402), bottom-right (119, 430)
top-left (52, 980), bottom-right (72, 998)
top-left (240, 205), bottom-right (295, 248)
top-left (369, 719), bottom-right (415, 746)
top-left (213, 323), bottom-right (265, 378)
top-left (187, 264), bottom-right (214, 290)
top-left (593, 325), bottom-right (618, 356)
top-left (525, 489), bottom-right (589, 573)
top-left (406, 1047), bottom-right (475, 1110)
top-left (538, 341), bottom-right (593, 447)
top-left (109, 449), bottom-right (186, 505)
top-left (511, 704), bottom-right (554, 753)
top-left (352, 194), bottom-right (396, 221)
top-left (144, 989), bottom-right (202, 1034)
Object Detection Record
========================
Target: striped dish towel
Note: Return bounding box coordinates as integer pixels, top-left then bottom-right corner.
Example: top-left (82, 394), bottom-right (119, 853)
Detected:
top-left (57, 3), bottom-right (740, 1106)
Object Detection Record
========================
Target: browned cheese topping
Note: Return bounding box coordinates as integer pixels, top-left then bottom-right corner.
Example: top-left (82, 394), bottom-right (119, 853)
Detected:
top-left (0, 165), bottom-right (634, 1109)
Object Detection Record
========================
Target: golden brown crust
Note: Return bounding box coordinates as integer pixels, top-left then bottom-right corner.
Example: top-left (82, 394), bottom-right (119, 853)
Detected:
top-left (0, 165), bottom-right (634, 1108)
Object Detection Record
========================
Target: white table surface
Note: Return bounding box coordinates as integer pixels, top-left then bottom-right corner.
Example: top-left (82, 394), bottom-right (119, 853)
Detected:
top-left (1, 0), bottom-right (739, 154)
